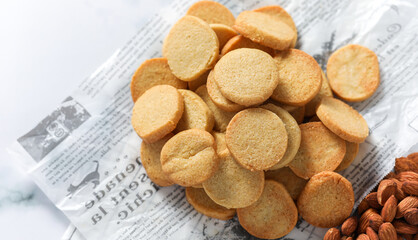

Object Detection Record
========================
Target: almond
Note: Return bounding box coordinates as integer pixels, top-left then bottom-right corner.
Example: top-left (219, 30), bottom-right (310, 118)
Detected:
top-left (402, 181), bottom-right (418, 196)
top-left (385, 171), bottom-right (397, 179)
top-left (404, 208), bottom-right (418, 225)
top-left (323, 228), bottom-right (340, 240)
top-left (366, 192), bottom-right (382, 209)
top-left (381, 195), bottom-right (398, 222)
top-left (397, 171), bottom-right (418, 182)
top-left (359, 209), bottom-right (379, 233)
top-left (378, 222), bottom-right (397, 240)
top-left (403, 234), bottom-right (414, 240)
top-left (369, 213), bottom-right (383, 232)
top-left (377, 179), bottom-right (397, 205)
top-left (345, 237), bottom-right (353, 240)
top-left (358, 198), bottom-right (371, 215)
top-left (395, 157), bottom-right (418, 174)
top-left (414, 233), bottom-right (418, 240)
top-left (407, 152), bottom-right (418, 163)
top-left (366, 226), bottom-right (379, 240)
top-left (393, 178), bottom-right (407, 201)
top-left (357, 233), bottom-right (370, 240)
top-left (392, 220), bottom-right (418, 234)
top-left (341, 216), bottom-right (358, 236)
top-left (396, 196), bottom-right (418, 218)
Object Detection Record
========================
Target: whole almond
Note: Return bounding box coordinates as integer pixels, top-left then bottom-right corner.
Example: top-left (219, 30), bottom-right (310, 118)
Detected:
top-left (408, 152), bottom-right (418, 162)
top-left (402, 181), bottom-right (418, 196)
top-left (378, 222), bottom-right (397, 240)
top-left (323, 228), bottom-right (340, 240)
top-left (366, 227), bottom-right (379, 240)
top-left (369, 214), bottom-right (383, 232)
top-left (392, 220), bottom-right (418, 234)
top-left (404, 208), bottom-right (418, 225)
top-left (358, 198), bottom-right (371, 215)
top-left (357, 233), bottom-right (370, 240)
top-left (366, 192), bottom-right (383, 209)
top-left (382, 195), bottom-right (398, 222)
top-left (359, 209), bottom-right (379, 233)
top-left (396, 196), bottom-right (418, 218)
top-left (393, 178), bottom-right (407, 201)
top-left (377, 179), bottom-right (397, 205)
top-left (397, 171), bottom-right (418, 182)
top-left (395, 157), bottom-right (418, 174)
top-left (341, 216), bottom-right (358, 236)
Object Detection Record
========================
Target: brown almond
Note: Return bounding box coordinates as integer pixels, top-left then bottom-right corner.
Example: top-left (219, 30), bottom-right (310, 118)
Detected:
top-left (366, 192), bottom-right (383, 209)
top-left (402, 181), bottom-right (418, 196)
top-left (396, 196), bottom-right (418, 218)
top-left (359, 209), bottom-right (379, 233)
top-left (345, 237), bottom-right (353, 240)
top-left (357, 233), bottom-right (370, 240)
top-left (377, 179), bottom-right (397, 205)
top-left (369, 213), bottom-right (383, 232)
top-left (407, 152), bottom-right (418, 162)
top-left (341, 216), bottom-right (358, 236)
top-left (340, 237), bottom-right (348, 240)
top-left (378, 222), bottom-right (397, 240)
top-left (323, 228), bottom-right (341, 240)
top-left (385, 171), bottom-right (397, 179)
top-left (404, 208), bottom-right (418, 225)
top-left (393, 178), bottom-right (407, 201)
top-left (382, 195), bottom-right (398, 222)
top-left (392, 220), bottom-right (418, 235)
top-left (397, 171), bottom-right (418, 182)
top-left (395, 156), bottom-right (418, 174)
top-left (366, 226), bottom-right (379, 240)
top-left (358, 197), bottom-right (371, 215)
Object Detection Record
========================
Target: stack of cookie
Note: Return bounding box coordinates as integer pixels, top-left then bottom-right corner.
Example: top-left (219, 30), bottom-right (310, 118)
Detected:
top-left (130, 1), bottom-right (380, 239)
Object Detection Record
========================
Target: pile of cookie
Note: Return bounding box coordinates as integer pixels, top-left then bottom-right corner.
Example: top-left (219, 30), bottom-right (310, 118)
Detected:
top-left (130, 1), bottom-right (380, 239)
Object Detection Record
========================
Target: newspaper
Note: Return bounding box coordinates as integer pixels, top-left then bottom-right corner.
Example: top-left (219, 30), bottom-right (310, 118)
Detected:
top-left (8, 0), bottom-right (418, 239)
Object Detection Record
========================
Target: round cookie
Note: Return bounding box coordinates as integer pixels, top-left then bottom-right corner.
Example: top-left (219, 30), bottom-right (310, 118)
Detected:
top-left (221, 35), bottom-right (274, 57)
top-left (212, 132), bottom-right (228, 157)
top-left (304, 70), bottom-right (333, 117)
top-left (206, 70), bottom-right (244, 112)
top-left (161, 129), bottom-right (219, 186)
top-left (203, 151), bottom-right (264, 209)
top-left (176, 89), bottom-right (214, 132)
top-left (316, 97), bottom-right (369, 143)
top-left (226, 108), bottom-right (288, 171)
top-left (131, 58), bottom-right (187, 102)
top-left (289, 122), bottom-right (346, 179)
top-left (188, 70), bottom-right (210, 91)
top-left (253, 5), bottom-right (297, 48)
top-left (233, 11), bottom-right (295, 50)
top-left (186, 1), bottom-right (235, 27)
top-left (327, 44), bottom-right (380, 102)
top-left (297, 171), bottom-right (354, 228)
top-left (132, 85), bottom-right (184, 143)
top-left (261, 103), bottom-right (301, 170)
top-left (265, 167), bottom-right (307, 201)
top-left (272, 49), bottom-right (322, 106)
top-left (186, 187), bottom-right (236, 220)
top-left (214, 48), bottom-right (279, 106)
top-left (140, 133), bottom-right (174, 187)
top-left (237, 180), bottom-right (298, 239)
top-left (335, 141), bottom-right (360, 172)
top-left (164, 15), bottom-right (219, 81)
top-left (195, 85), bottom-right (236, 132)
top-left (210, 24), bottom-right (238, 50)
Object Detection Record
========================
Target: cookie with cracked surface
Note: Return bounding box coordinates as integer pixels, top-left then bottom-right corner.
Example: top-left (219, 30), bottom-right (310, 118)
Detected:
top-left (272, 49), bottom-right (322, 106)
top-left (226, 108), bottom-right (288, 171)
top-left (210, 24), bottom-right (238, 51)
top-left (161, 129), bottom-right (218, 186)
top-left (316, 97), bottom-right (369, 143)
top-left (289, 122), bottom-right (346, 179)
top-left (304, 70), bottom-right (333, 117)
top-left (237, 180), bottom-right (298, 239)
top-left (203, 151), bottom-right (264, 209)
top-left (186, 1), bottom-right (235, 27)
top-left (335, 141), bottom-right (359, 172)
top-left (297, 171), bottom-right (354, 228)
top-left (164, 16), bottom-right (219, 81)
top-left (214, 48), bottom-right (279, 106)
top-left (265, 167), bottom-right (307, 200)
top-left (206, 70), bottom-right (244, 112)
top-left (327, 44), bottom-right (380, 102)
top-left (132, 85), bottom-right (184, 143)
top-left (234, 11), bottom-right (295, 50)
top-left (220, 35), bottom-right (274, 57)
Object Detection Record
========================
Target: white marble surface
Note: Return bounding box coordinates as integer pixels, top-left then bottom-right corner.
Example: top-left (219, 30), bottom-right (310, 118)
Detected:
top-left (0, 0), bottom-right (167, 239)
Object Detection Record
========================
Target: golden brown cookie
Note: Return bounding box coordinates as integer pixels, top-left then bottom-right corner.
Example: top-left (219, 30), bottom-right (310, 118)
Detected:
top-left (267, 99), bottom-right (305, 124)
top-left (327, 44), bottom-right (380, 102)
top-left (186, 1), bottom-right (235, 27)
top-left (297, 171), bottom-right (354, 228)
top-left (265, 167), bottom-right (307, 200)
top-left (206, 70), bottom-right (244, 112)
top-left (316, 97), bottom-right (369, 143)
top-left (226, 108), bottom-right (288, 171)
top-left (272, 49), bottom-right (322, 106)
top-left (176, 89), bottom-right (214, 132)
top-left (161, 129), bottom-right (219, 186)
top-left (132, 85), bottom-right (184, 143)
top-left (214, 48), bottom-right (279, 106)
top-left (203, 151), bottom-right (264, 209)
top-left (212, 132), bottom-right (228, 157)
top-left (335, 141), bottom-right (360, 172)
top-left (234, 11), bottom-right (295, 50)
top-left (140, 133), bottom-right (174, 187)
top-left (220, 35), bottom-right (274, 57)
top-left (186, 187), bottom-right (236, 220)
top-left (304, 70), bottom-right (333, 117)
top-left (188, 70), bottom-right (210, 91)
top-left (164, 16), bottom-right (219, 81)
top-left (261, 103), bottom-right (301, 170)
top-left (289, 122), bottom-right (346, 179)
top-left (131, 58), bottom-right (187, 102)
top-left (195, 85), bottom-right (236, 132)
top-left (237, 180), bottom-right (298, 239)
top-left (253, 5), bottom-right (297, 48)
top-left (210, 24), bottom-right (238, 51)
